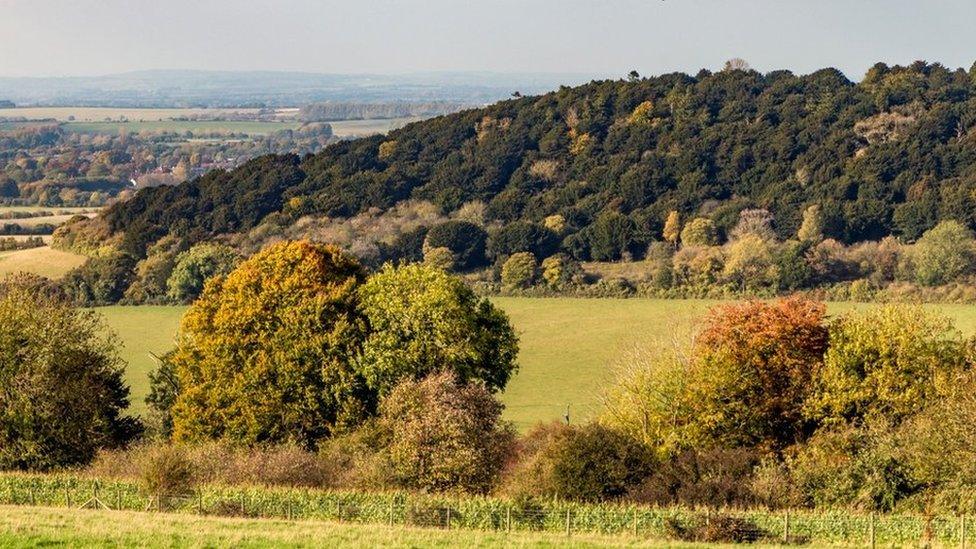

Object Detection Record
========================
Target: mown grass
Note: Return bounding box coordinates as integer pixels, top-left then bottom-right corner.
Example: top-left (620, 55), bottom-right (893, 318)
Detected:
top-left (0, 246), bottom-right (87, 280)
top-left (0, 505), bottom-right (653, 548)
top-left (95, 299), bottom-right (976, 427)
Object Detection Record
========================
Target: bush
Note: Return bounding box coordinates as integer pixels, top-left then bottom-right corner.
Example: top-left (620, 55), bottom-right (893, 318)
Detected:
top-left (377, 372), bottom-right (515, 494)
top-left (424, 220), bottom-right (488, 270)
top-left (137, 444), bottom-right (196, 498)
top-left (501, 422), bottom-right (652, 502)
top-left (909, 220), bottom-right (976, 285)
top-left (540, 253), bottom-right (580, 288)
top-left (501, 252), bottom-right (538, 290)
top-left (627, 447), bottom-right (761, 507)
top-left (60, 251), bottom-right (137, 305)
top-left (0, 278), bottom-right (141, 470)
top-left (423, 246), bottom-right (455, 270)
top-left (169, 241), bottom-right (368, 447)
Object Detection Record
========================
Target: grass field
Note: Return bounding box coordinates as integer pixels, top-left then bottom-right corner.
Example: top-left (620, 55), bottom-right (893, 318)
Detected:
top-left (97, 298), bottom-right (976, 426)
top-left (0, 505), bottom-right (655, 548)
top-left (0, 246), bottom-right (87, 279)
top-left (63, 120), bottom-right (304, 136)
top-left (0, 213), bottom-right (93, 229)
top-left (0, 106), bottom-right (272, 122)
top-left (0, 206), bottom-right (97, 214)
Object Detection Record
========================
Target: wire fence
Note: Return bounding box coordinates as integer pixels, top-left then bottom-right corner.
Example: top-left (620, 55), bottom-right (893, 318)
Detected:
top-left (0, 477), bottom-right (974, 546)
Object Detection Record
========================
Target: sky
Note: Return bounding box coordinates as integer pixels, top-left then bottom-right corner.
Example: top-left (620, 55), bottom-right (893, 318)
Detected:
top-left (2, 0), bottom-right (976, 80)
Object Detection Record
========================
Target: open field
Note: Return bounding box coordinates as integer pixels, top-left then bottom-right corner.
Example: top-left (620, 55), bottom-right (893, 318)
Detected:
top-left (0, 206), bottom-right (98, 214)
top-left (0, 106), bottom-right (276, 121)
top-left (97, 298), bottom-right (976, 425)
top-left (0, 246), bottom-right (86, 279)
top-left (0, 212), bottom-right (94, 229)
top-left (328, 117), bottom-right (421, 137)
top-left (0, 505), bottom-right (646, 548)
top-left (64, 120), bottom-right (304, 136)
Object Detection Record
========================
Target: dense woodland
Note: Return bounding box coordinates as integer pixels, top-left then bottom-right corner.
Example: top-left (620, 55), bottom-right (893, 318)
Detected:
top-left (51, 60), bottom-right (976, 303)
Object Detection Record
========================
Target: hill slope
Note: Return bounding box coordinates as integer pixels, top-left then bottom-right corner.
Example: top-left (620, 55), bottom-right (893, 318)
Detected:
top-left (69, 61), bottom-right (976, 262)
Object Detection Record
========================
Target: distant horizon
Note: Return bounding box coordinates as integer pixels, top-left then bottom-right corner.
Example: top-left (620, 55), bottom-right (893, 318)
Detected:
top-left (3, 1), bottom-right (975, 81)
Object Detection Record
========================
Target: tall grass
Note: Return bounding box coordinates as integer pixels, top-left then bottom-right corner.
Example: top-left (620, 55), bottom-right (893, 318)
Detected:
top-left (0, 472), bottom-right (968, 546)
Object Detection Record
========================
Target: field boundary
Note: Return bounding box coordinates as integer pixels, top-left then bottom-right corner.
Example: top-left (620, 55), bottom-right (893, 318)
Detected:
top-left (0, 473), bottom-right (970, 546)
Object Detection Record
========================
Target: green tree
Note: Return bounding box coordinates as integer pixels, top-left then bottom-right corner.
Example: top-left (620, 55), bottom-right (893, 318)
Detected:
top-left (680, 217), bottom-right (718, 247)
top-left (909, 220), bottom-right (976, 286)
top-left (540, 253), bottom-right (579, 288)
top-left (357, 263), bottom-right (518, 396)
top-left (662, 210), bottom-right (681, 248)
top-left (422, 246), bottom-right (455, 271)
top-left (807, 305), bottom-right (968, 426)
top-left (377, 372), bottom-right (515, 494)
top-left (166, 243), bottom-right (240, 302)
top-left (0, 277), bottom-right (140, 470)
top-left (722, 234), bottom-right (776, 290)
top-left (797, 204), bottom-right (824, 243)
top-left (424, 220), bottom-right (488, 270)
top-left (588, 211), bottom-right (638, 261)
top-left (169, 241), bottom-right (369, 447)
top-left (501, 252), bottom-right (538, 290)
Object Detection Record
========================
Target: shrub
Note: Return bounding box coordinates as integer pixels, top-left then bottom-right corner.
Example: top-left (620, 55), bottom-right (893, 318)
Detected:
top-left (588, 211), bottom-right (639, 261)
top-left (137, 444), bottom-right (196, 498)
top-left (0, 278), bottom-right (141, 470)
top-left (627, 447), bottom-right (762, 507)
top-left (722, 234), bottom-right (776, 290)
top-left (424, 220), bottom-right (488, 270)
top-left (60, 251), bottom-right (137, 305)
top-left (540, 253), bottom-right (579, 288)
top-left (909, 220), bottom-right (976, 285)
top-left (501, 252), bottom-right (538, 290)
top-left (502, 422), bottom-right (652, 502)
top-left (357, 263), bottom-right (519, 396)
top-left (377, 372), bottom-right (515, 494)
top-left (169, 241), bottom-right (369, 447)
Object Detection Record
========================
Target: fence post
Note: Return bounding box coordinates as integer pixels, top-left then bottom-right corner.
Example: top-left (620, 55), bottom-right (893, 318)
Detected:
top-left (783, 509), bottom-right (790, 543)
top-left (446, 507), bottom-right (451, 530)
top-left (64, 487), bottom-right (70, 507)
top-left (565, 509), bottom-right (571, 537)
top-left (962, 515), bottom-right (967, 549)
top-left (506, 507), bottom-right (511, 533)
top-left (28, 486), bottom-right (34, 506)
top-left (633, 508), bottom-right (638, 537)
top-left (869, 512), bottom-right (876, 549)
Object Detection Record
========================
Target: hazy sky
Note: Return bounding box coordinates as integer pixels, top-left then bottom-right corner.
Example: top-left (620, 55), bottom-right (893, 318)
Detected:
top-left (2, 0), bottom-right (975, 79)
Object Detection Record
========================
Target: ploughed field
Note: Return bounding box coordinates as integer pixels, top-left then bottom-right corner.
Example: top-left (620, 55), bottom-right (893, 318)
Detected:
top-left (96, 299), bottom-right (976, 428)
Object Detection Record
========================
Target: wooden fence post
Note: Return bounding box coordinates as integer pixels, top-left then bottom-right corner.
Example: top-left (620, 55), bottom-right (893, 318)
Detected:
top-left (869, 512), bottom-right (876, 549)
top-left (565, 509), bottom-right (571, 537)
top-left (783, 509), bottom-right (790, 543)
top-left (633, 508), bottom-right (638, 537)
top-left (506, 507), bottom-right (511, 533)
top-left (446, 507), bottom-right (451, 530)
top-left (962, 515), bottom-right (967, 549)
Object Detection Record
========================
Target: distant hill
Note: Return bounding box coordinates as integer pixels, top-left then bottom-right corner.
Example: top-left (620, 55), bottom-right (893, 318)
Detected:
top-left (69, 61), bottom-right (976, 262)
top-left (0, 70), bottom-right (599, 108)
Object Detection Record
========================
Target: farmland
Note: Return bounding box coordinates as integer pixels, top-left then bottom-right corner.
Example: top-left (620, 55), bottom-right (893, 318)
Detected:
top-left (97, 298), bottom-right (976, 425)
top-left (0, 246), bottom-right (87, 279)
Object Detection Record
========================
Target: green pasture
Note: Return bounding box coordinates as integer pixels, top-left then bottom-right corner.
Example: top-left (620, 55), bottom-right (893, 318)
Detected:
top-left (95, 299), bottom-right (976, 426)
top-left (63, 120), bottom-right (303, 136)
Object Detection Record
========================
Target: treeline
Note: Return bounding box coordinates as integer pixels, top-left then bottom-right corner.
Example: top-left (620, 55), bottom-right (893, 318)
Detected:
top-left (298, 101), bottom-right (472, 121)
top-left (59, 60), bottom-right (976, 268)
top-left (3, 246), bottom-right (974, 513)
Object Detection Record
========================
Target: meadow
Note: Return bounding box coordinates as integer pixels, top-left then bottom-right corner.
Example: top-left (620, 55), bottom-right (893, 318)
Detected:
top-left (0, 106), bottom-right (273, 122)
top-left (96, 298), bottom-right (976, 426)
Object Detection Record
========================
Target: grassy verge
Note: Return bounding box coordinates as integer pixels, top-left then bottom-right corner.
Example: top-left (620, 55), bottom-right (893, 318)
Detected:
top-left (0, 473), bottom-right (966, 546)
top-left (0, 246), bottom-right (87, 279)
top-left (0, 505), bottom-right (657, 548)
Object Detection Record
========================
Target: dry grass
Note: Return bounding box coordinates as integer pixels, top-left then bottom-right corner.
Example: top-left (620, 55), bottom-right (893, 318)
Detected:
top-left (0, 505), bottom-right (669, 548)
top-left (0, 246), bottom-right (86, 279)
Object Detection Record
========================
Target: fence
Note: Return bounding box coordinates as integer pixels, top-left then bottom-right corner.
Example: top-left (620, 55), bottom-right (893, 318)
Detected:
top-left (0, 474), bottom-right (973, 546)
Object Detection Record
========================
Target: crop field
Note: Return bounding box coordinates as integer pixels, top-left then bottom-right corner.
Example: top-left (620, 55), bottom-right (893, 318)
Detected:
top-left (0, 107), bottom-right (273, 122)
top-left (96, 299), bottom-right (976, 425)
top-left (327, 117), bottom-right (421, 137)
top-left (0, 246), bottom-right (87, 279)
top-left (63, 120), bottom-right (304, 136)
